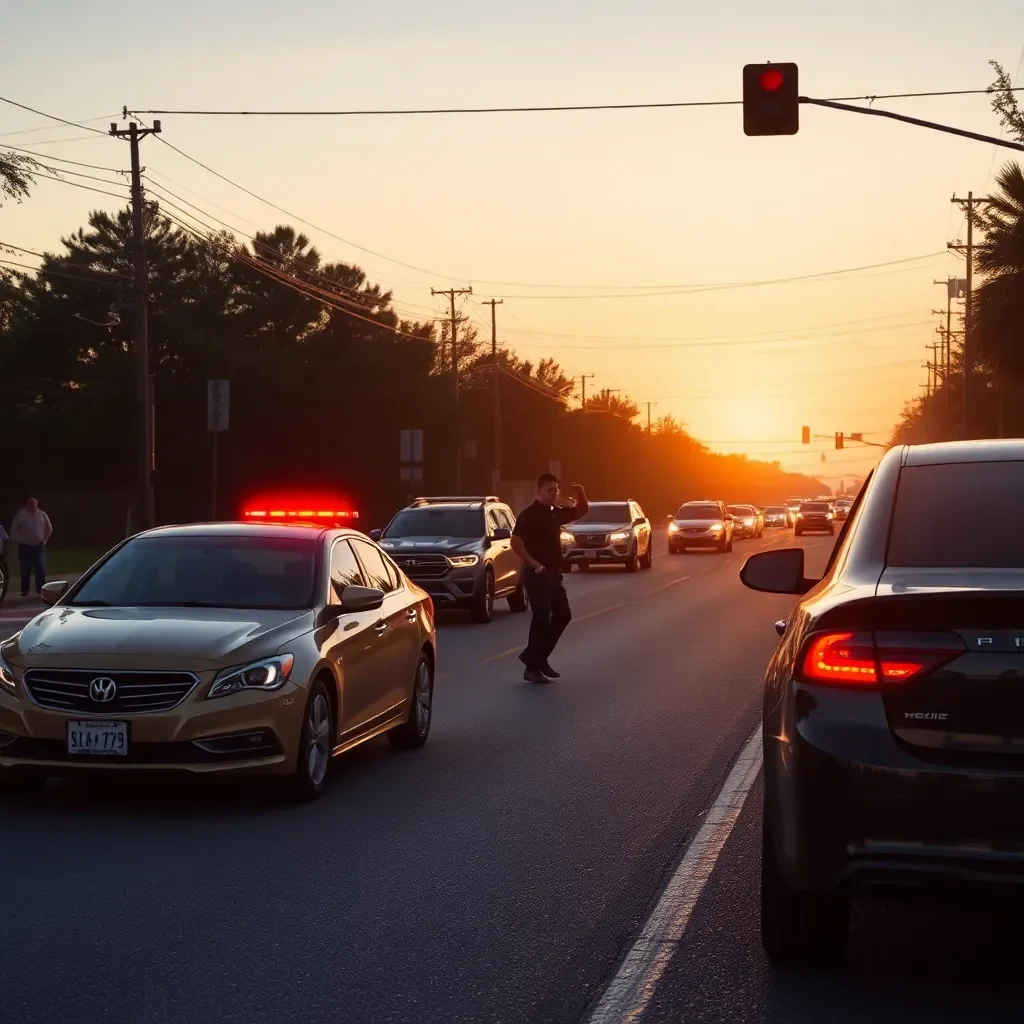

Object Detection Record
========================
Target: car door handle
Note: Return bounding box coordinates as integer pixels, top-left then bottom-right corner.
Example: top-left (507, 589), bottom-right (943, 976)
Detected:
top-left (775, 620), bottom-right (788, 637)
top-left (374, 622), bottom-right (388, 635)
top-left (407, 609), bottom-right (418, 622)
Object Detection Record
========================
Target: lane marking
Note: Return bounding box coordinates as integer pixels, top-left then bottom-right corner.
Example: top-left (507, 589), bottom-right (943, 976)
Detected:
top-left (480, 645), bottom-right (521, 666)
top-left (586, 725), bottom-right (763, 1024)
top-left (574, 602), bottom-right (626, 624)
top-left (644, 575), bottom-right (691, 596)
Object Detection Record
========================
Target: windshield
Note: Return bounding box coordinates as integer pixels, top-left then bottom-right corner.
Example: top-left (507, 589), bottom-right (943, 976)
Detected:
top-left (385, 507), bottom-right (484, 539)
top-left (764, 506), bottom-right (786, 514)
top-left (573, 503), bottom-right (631, 524)
top-left (726, 506), bottom-right (752, 516)
top-left (801, 502), bottom-right (830, 513)
top-left (70, 536), bottom-right (319, 610)
top-left (677, 504), bottom-right (720, 520)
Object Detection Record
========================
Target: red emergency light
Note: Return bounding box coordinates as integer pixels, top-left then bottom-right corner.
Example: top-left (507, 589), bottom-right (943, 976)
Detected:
top-left (241, 495), bottom-right (359, 526)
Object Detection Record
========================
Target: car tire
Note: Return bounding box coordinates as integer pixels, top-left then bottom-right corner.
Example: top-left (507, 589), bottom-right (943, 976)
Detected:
top-left (640, 540), bottom-right (653, 570)
top-left (562, 560), bottom-right (574, 573)
top-left (624, 547), bottom-right (639, 573)
top-left (471, 569), bottom-right (495, 623)
top-left (388, 652), bottom-right (433, 751)
top-left (507, 577), bottom-right (529, 613)
top-left (794, 528), bottom-right (803, 537)
top-left (761, 818), bottom-right (848, 965)
top-left (0, 769), bottom-right (46, 797)
top-left (285, 679), bottom-right (334, 803)
top-left (578, 561), bottom-right (590, 571)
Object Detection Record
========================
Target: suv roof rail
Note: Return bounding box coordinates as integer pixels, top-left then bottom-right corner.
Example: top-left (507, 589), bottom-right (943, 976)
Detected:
top-left (410, 495), bottom-right (500, 506)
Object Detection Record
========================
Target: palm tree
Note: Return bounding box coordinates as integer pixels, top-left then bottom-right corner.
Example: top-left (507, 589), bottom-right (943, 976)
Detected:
top-left (974, 161), bottom-right (1024, 376)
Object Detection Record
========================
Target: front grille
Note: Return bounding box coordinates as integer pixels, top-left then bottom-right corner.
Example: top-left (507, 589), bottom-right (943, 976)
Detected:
top-left (391, 554), bottom-right (450, 580)
top-left (23, 669), bottom-right (199, 715)
top-left (683, 528), bottom-right (708, 535)
top-left (575, 533), bottom-right (609, 548)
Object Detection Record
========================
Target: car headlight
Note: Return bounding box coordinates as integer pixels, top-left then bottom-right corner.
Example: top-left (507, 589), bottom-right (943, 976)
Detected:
top-left (208, 654), bottom-right (294, 699)
top-left (0, 652), bottom-right (17, 696)
top-left (709, 522), bottom-right (723, 533)
top-left (560, 531), bottom-right (575, 545)
top-left (743, 518), bottom-right (755, 527)
top-left (609, 531), bottom-right (630, 542)
top-left (447, 554), bottom-right (480, 568)
top-left (668, 522), bottom-right (680, 533)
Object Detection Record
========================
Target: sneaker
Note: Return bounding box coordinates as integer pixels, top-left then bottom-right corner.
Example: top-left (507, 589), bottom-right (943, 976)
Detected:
top-left (523, 667), bottom-right (549, 684)
top-left (540, 663), bottom-right (561, 679)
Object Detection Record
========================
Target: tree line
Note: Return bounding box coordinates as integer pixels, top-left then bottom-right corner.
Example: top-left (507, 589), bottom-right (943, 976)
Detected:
top-left (1, 179), bottom-right (824, 543)
top-left (891, 61), bottom-right (1024, 448)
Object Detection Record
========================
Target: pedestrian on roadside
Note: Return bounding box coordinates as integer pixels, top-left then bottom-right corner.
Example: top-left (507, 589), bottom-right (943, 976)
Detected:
top-left (10, 496), bottom-right (52, 597)
top-left (511, 473), bottom-right (588, 684)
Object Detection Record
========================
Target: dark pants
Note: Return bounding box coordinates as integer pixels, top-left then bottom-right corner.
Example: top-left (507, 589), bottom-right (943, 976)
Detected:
top-left (18, 543), bottom-right (45, 595)
top-left (519, 570), bottom-right (572, 670)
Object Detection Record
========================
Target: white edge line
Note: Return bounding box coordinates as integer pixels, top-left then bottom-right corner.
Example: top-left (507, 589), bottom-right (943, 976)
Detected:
top-left (586, 724), bottom-right (763, 1024)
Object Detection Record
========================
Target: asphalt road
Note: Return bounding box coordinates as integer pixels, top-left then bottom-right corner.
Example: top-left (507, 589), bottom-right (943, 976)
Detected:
top-left (5, 529), bottom-right (1014, 1023)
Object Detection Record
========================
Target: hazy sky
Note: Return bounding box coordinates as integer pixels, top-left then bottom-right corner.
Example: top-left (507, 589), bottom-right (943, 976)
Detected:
top-left (3, 0), bottom-right (1023, 485)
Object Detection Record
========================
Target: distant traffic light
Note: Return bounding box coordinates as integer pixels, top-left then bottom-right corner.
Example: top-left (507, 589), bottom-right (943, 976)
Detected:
top-left (835, 432), bottom-right (844, 450)
top-left (801, 425), bottom-right (810, 444)
top-left (743, 63), bottom-right (799, 136)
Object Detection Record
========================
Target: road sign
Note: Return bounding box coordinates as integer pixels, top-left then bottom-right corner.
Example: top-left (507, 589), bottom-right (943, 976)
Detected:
top-left (400, 429), bottom-right (424, 464)
top-left (206, 380), bottom-right (229, 432)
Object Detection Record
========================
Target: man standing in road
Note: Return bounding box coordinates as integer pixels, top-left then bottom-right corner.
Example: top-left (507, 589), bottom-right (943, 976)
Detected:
top-left (11, 496), bottom-right (52, 597)
top-left (511, 473), bottom-right (588, 684)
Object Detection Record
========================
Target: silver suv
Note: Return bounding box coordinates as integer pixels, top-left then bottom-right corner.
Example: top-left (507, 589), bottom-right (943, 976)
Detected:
top-left (561, 500), bottom-right (653, 573)
top-left (370, 497), bottom-right (528, 623)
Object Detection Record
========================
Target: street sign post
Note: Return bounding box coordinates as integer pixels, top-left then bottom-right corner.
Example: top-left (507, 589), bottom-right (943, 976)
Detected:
top-left (206, 380), bottom-right (230, 520)
top-left (400, 429), bottom-right (424, 497)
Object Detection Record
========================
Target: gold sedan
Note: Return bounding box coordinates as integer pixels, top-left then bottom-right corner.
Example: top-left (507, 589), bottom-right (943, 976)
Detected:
top-left (0, 522), bottom-right (436, 801)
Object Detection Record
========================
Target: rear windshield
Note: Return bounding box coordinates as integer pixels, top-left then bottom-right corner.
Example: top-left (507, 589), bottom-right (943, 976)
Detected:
top-left (764, 506), bottom-right (786, 514)
top-left (574, 503), bottom-right (631, 524)
top-left (677, 504), bottom-right (720, 520)
top-left (70, 536), bottom-right (319, 610)
top-left (801, 502), bottom-right (830, 513)
top-left (888, 461), bottom-right (1024, 567)
top-left (385, 507), bottom-right (484, 539)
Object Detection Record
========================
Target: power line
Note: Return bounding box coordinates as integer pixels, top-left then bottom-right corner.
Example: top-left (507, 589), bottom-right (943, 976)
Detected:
top-left (0, 96), bottom-right (111, 136)
top-left (0, 113), bottom-right (118, 139)
top-left (132, 85), bottom-right (1024, 118)
top-left (31, 170), bottom-right (128, 201)
top-left (0, 142), bottom-right (124, 172)
top-left (0, 257), bottom-right (122, 287)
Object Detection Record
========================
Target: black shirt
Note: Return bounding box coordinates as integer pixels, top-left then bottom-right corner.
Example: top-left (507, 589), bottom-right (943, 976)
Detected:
top-left (513, 500), bottom-right (583, 572)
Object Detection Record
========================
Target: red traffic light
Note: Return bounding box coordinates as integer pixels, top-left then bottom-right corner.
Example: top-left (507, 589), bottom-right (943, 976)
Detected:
top-left (759, 67), bottom-right (785, 92)
top-left (742, 63), bottom-right (799, 136)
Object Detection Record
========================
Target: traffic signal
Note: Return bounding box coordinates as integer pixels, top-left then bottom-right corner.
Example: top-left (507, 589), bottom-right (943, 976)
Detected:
top-left (801, 425), bottom-right (810, 445)
top-left (835, 432), bottom-right (844, 450)
top-left (743, 63), bottom-right (799, 136)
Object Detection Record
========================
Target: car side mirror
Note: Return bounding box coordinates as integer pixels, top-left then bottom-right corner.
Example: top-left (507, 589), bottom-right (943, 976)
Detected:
top-left (740, 549), bottom-right (812, 595)
top-left (340, 585), bottom-right (386, 612)
top-left (633, 517), bottom-right (645, 526)
top-left (724, 514), bottom-right (734, 523)
top-left (491, 527), bottom-right (512, 541)
top-left (368, 529), bottom-right (382, 542)
top-left (40, 581), bottom-right (68, 606)
top-left (666, 514), bottom-right (675, 521)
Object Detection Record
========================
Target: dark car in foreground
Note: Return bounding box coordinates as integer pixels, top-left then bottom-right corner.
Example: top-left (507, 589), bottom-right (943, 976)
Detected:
top-left (561, 500), bottom-right (653, 572)
top-left (371, 497), bottom-right (527, 623)
top-left (740, 440), bottom-right (1024, 964)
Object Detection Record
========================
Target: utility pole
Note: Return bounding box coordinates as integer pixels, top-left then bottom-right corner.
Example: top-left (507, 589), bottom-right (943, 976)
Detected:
top-left (645, 401), bottom-right (657, 434)
top-left (576, 374), bottom-right (595, 411)
top-left (481, 298), bottom-right (503, 494)
top-left (950, 195), bottom-right (982, 439)
top-left (110, 118), bottom-right (161, 530)
top-left (431, 286), bottom-right (472, 492)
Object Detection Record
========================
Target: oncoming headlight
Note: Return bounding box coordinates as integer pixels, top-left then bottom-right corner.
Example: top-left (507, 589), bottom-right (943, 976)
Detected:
top-left (560, 531), bottom-right (575, 545)
top-left (447, 554), bottom-right (480, 568)
top-left (208, 654), bottom-right (294, 700)
top-left (609, 531), bottom-right (630, 542)
top-left (743, 517), bottom-right (755, 527)
top-left (668, 522), bottom-right (681, 533)
top-left (0, 652), bottom-right (17, 696)
top-left (709, 522), bottom-right (724, 533)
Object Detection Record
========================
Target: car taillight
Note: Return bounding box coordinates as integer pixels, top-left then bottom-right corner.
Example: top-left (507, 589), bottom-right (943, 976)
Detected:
top-left (798, 631), bottom-right (964, 688)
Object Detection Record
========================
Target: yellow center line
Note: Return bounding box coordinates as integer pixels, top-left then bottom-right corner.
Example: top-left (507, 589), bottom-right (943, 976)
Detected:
top-left (480, 645), bottom-right (521, 666)
top-left (574, 601), bottom-right (627, 624)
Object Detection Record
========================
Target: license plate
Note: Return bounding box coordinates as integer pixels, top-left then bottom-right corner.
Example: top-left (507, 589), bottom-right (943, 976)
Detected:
top-left (585, 550), bottom-right (599, 559)
top-left (67, 720), bottom-right (129, 757)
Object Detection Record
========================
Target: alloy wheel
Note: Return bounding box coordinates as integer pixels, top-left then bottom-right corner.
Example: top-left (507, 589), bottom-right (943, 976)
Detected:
top-left (306, 692), bottom-right (331, 786)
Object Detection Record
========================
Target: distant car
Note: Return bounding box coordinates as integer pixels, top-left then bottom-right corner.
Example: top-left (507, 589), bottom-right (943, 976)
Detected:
top-left (371, 496), bottom-right (527, 623)
top-left (763, 505), bottom-right (789, 529)
top-left (833, 500), bottom-right (853, 521)
top-left (561, 500), bottom-right (653, 573)
top-left (794, 501), bottom-right (834, 536)
top-left (784, 498), bottom-right (804, 526)
top-left (668, 501), bottom-right (734, 554)
top-left (727, 504), bottom-right (764, 540)
top-left (0, 522), bottom-right (436, 801)
top-left (740, 439), bottom-right (1024, 965)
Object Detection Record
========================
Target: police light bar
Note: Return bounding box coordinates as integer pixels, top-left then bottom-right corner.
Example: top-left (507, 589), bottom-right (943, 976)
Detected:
top-left (241, 496), bottom-right (359, 524)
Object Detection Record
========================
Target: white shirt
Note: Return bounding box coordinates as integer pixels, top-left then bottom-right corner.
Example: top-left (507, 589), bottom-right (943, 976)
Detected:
top-left (10, 508), bottom-right (52, 546)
